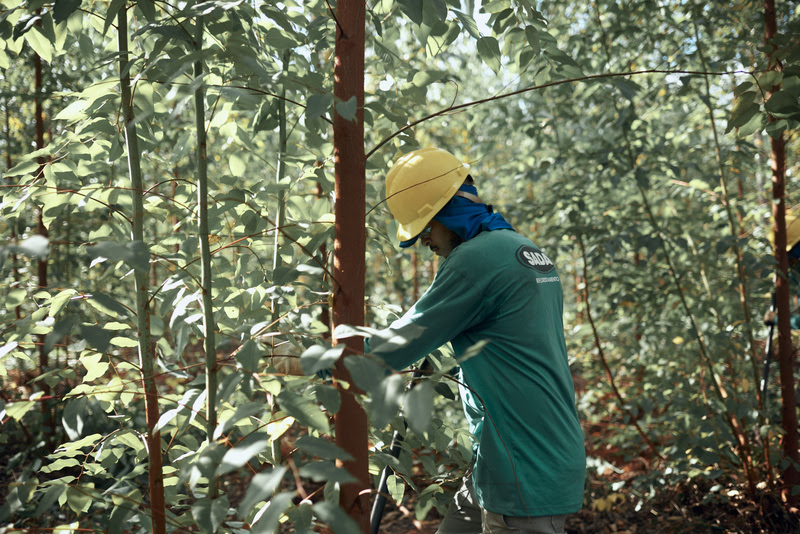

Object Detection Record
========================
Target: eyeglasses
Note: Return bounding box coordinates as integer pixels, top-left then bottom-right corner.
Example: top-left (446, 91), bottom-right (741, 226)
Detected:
top-left (419, 224), bottom-right (433, 239)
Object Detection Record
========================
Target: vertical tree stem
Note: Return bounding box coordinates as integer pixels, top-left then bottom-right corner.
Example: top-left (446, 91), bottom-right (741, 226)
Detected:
top-left (763, 0), bottom-right (799, 506)
top-left (194, 10), bottom-right (219, 494)
top-left (117, 7), bottom-right (166, 532)
top-left (332, 0), bottom-right (369, 530)
top-left (33, 22), bottom-right (54, 442)
top-left (269, 49), bottom-right (290, 466)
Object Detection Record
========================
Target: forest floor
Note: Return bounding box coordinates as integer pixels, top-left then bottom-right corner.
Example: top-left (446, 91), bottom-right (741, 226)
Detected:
top-left (2, 430), bottom-right (799, 533)
top-left (372, 480), bottom-right (798, 534)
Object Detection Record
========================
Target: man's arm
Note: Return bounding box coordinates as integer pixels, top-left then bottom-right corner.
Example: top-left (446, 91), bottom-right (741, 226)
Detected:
top-left (368, 260), bottom-right (489, 371)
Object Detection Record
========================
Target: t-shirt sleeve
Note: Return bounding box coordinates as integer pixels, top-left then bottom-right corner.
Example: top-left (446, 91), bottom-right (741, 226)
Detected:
top-left (367, 257), bottom-right (490, 371)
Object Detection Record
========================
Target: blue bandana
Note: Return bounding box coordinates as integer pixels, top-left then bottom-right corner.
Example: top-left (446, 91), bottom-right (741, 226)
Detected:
top-left (400, 184), bottom-right (514, 248)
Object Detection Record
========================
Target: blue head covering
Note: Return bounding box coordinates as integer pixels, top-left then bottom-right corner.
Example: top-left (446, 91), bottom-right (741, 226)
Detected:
top-left (399, 184), bottom-right (514, 248)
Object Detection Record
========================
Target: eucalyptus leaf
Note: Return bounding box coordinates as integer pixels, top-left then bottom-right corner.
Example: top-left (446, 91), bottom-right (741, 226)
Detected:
top-left (277, 388), bottom-right (330, 433)
top-left (335, 96), bottom-right (358, 122)
top-left (250, 492), bottom-right (294, 534)
top-left (192, 496), bottom-right (230, 534)
top-left (404, 380), bottom-right (434, 434)
top-left (295, 435), bottom-right (353, 461)
top-left (86, 240), bottom-right (150, 273)
top-left (300, 344), bottom-right (344, 375)
top-left (217, 432), bottom-right (272, 476)
top-left (238, 466), bottom-right (288, 517)
top-left (311, 502), bottom-right (361, 534)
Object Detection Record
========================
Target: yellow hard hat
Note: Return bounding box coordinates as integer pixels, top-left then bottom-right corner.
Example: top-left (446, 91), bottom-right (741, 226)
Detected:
top-left (385, 148), bottom-right (470, 242)
top-left (769, 209), bottom-right (800, 252)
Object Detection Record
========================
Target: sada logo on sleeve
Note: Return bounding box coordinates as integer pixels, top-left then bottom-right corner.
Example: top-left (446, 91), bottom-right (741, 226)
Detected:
top-left (515, 245), bottom-right (555, 273)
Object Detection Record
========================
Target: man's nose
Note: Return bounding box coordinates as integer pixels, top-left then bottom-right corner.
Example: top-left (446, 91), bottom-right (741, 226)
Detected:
top-left (420, 235), bottom-right (431, 246)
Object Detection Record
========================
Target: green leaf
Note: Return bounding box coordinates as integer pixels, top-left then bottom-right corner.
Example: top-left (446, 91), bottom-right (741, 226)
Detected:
top-left (311, 502), bottom-right (361, 534)
top-left (79, 353), bottom-right (109, 382)
top-left (477, 37), bottom-right (501, 74)
top-left (387, 474), bottom-right (405, 505)
top-left (236, 339), bottom-right (262, 373)
top-left (300, 344), bottom-right (344, 375)
top-left (5, 289), bottom-right (26, 310)
top-left (87, 240), bottom-right (150, 273)
top-left (277, 388), bottom-right (330, 434)
top-left (312, 384), bottom-right (341, 414)
top-left (294, 435), bottom-right (353, 461)
top-left (35, 484), bottom-right (67, 517)
top-left (213, 401), bottom-right (264, 439)
top-left (264, 27), bottom-right (298, 49)
top-left (47, 289), bottom-right (77, 318)
top-left (86, 293), bottom-right (129, 318)
top-left (482, 0), bottom-right (512, 13)
top-left (65, 485), bottom-right (93, 515)
top-left (5, 401), bottom-right (36, 421)
top-left (137, 0), bottom-right (156, 21)
top-left (611, 78), bottom-right (642, 101)
top-left (62, 397), bottom-right (87, 440)
top-left (369, 374), bottom-right (404, 429)
top-left (766, 118), bottom-right (788, 139)
top-left (404, 380), bottom-right (434, 434)
top-left (53, 0), bottom-right (82, 24)
top-left (298, 461), bottom-right (357, 484)
top-left (192, 496), bottom-right (230, 534)
top-left (452, 9), bottom-right (481, 39)
top-left (306, 93), bottom-right (332, 122)
top-left (24, 26), bottom-right (52, 63)
top-left (412, 70), bottom-right (445, 87)
top-left (238, 467), bottom-right (288, 517)
top-left (525, 25), bottom-right (540, 54)
top-left (110, 336), bottom-right (139, 348)
top-left (765, 90), bottom-right (800, 119)
top-left (217, 432), bottom-right (271, 476)
top-left (250, 492), bottom-right (294, 534)
top-left (335, 96), bottom-right (358, 122)
top-left (397, 0), bottom-right (423, 24)
top-left (80, 324), bottom-right (113, 353)
top-left (156, 388), bottom-right (204, 433)
top-left (103, 0), bottom-right (126, 37)
top-left (727, 91), bottom-right (757, 133)
top-left (342, 355), bottom-right (387, 394)
top-left (422, 0), bottom-right (447, 23)
top-left (45, 315), bottom-right (80, 354)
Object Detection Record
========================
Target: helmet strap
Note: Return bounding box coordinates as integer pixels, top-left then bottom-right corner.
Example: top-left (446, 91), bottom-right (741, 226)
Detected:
top-left (454, 190), bottom-right (483, 203)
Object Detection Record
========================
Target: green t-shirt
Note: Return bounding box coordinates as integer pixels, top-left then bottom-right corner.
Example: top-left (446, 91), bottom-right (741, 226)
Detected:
top-left (369, 229), bottom-right (586, 516)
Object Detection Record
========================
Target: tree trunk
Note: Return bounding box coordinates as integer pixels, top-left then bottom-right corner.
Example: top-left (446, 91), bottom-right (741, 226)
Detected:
top-left (117, 7), bottom-right (167, 532)
top-left (764, 0), bottom-right (799, 508)
top-left (33, 23), bottom-right (54, 443)
top-left (332, 0), bottom-right (370, 531)
top-left (194, 10), bottom-right (220, 499)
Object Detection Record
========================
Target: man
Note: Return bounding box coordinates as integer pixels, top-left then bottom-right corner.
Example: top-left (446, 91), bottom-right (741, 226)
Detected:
top-left (365, 148), bottom-right (586, 533)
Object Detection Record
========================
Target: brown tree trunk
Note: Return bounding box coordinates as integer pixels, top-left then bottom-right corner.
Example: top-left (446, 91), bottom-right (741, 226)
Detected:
top-left (33, 31), bottom-right (54, 442)
top-left (331, 0), bottom-right (369, 531)
top-left (764, 0), bottom-right (800, 508)
top-left (118, 7), bottom-right (167, 531)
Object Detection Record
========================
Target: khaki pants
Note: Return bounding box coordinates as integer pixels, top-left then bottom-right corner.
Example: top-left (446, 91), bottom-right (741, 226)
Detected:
top-left (436, 476), bottom-right (567, 534)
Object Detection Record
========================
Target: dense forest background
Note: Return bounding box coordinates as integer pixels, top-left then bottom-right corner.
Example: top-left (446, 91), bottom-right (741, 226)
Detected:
top-left (1, 0), bottom-right (800, 532)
